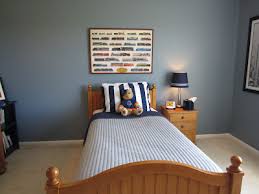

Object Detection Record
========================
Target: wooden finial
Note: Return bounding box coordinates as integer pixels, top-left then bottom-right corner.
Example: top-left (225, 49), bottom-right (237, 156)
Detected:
top-left (227, 155), bottom-right (243, 173)
top-left (46, 167), bottom-right (60, 186)
top-left (152, 84), bottom-right (157, 89)
top-left (88, 84), bottom-right (92, 89)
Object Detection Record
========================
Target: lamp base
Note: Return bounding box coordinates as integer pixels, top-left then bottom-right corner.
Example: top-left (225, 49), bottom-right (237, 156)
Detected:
top-left (177, 88), bottom-right (182, 108)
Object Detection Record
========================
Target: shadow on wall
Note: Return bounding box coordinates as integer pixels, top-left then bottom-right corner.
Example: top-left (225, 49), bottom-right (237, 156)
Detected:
top-left (81, 84), bottom-right (88, 123)
top-left (165, 72), bottom-right (172, 86)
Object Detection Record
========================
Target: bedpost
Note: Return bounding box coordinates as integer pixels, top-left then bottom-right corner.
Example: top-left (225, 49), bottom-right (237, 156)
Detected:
top-left (151, 84), bottom-right (157, 109)
top-left (45, 167), bottom-right (60, 194)
top-left (227, 155), bottom-right (244, 194)
top-left (88, 84), bottom-right (93, 120)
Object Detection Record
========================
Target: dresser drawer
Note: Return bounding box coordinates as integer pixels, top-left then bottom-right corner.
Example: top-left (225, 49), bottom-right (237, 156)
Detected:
top-left (169, 113), bottom-right (197, 122)
top-left (174, 122), bottom-right (196, 131)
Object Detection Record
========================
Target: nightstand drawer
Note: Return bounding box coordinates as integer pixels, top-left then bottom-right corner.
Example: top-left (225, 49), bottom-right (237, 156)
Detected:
top-left (161, 106), bottom-right (198, 143)
top-left (174, 122), bottom-right (196, 131)
top-left (181, 130), bottom-right (196, 142)
top-left (169, 113), bottom-right (197, 122)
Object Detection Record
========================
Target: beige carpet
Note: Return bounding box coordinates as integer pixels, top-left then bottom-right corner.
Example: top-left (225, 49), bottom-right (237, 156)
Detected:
top-left (197, 134), bottom-right (259, 194)
top-left (0, 141), bottom-right (83, 194)
top-left (0, 134), bottom-right (258, 194)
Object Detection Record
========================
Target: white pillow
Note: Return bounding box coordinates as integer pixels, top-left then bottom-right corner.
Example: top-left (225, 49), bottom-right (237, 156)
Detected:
top-left (102, 82), bottom-right (151, 112)
top-left (150, 108), bottom-right (157, 112)
top-left (93, 107), bottom-right (156, 116)
top-left (93, 108), bottom-right (104, 115)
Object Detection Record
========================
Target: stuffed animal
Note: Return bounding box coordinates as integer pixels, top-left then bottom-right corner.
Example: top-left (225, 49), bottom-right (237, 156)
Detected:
top-left (118, 88), bottom-right (143, 116)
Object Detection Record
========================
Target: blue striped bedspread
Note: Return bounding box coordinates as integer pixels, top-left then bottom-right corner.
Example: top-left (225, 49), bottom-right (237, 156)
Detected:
top-left (77, 112), bottom-right (222, 179)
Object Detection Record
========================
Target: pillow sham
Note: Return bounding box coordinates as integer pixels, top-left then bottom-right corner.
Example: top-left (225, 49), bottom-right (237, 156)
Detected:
top-left (102, 82), bottom-right (151, 113)
top-left (93, 108), bottom-right (104, 115)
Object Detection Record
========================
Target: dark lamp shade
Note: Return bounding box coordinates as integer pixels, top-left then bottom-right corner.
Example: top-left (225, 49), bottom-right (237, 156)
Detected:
top-left (171, 72), bottom-right (189, 88)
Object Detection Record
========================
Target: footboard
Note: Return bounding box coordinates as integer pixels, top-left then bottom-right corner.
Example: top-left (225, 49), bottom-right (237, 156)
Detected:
top-left (46, 156), bottom-right (244, 194)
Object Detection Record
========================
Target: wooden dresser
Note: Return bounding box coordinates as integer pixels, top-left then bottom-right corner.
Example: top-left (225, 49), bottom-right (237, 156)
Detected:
top-left (161, 106), bottom-right (198, 143)
top-left (0, 130), bottom-right (7, 174)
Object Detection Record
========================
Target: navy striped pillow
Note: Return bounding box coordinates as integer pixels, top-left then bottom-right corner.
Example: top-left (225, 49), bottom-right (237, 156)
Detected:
top-left (102, 82), bottom-right (151, 112)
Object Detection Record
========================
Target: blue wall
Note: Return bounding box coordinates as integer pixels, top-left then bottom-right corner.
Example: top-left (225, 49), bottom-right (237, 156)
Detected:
top-left (0, 0), bottom-right (238, 141)
top-left (232, 0), bottom-right (259, 150)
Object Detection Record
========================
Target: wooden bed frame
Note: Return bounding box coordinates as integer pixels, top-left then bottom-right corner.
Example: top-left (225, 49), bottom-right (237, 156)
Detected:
top-left (45, 84), bottom-right (244, 194)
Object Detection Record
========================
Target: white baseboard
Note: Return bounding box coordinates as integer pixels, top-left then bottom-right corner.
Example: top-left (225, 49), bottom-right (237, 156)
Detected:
top-left (197, 133), bottom-right (259, 156)
top-left (196, 133), bottom-right (230, 139)
top-left (20, 139), bottom-right (83, 148)
top-left (226, 134), bottom-right (259, 156)
top-left (19, 134), bottom-right (259, 157)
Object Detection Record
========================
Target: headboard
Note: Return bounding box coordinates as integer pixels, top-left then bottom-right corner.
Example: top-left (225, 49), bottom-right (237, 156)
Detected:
top-left (87, 84), bottom-right (157, 119)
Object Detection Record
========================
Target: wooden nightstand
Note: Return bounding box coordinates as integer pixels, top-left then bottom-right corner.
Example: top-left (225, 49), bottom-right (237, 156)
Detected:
top-left (161, 106), bottom-right (198, 143)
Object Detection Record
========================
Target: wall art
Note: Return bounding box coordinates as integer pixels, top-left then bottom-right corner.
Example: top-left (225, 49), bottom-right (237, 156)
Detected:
top-left (89, 28), bottom-right (153, 74)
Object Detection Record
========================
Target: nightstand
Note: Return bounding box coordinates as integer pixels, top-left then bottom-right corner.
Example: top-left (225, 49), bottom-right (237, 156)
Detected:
top-left (161, 106), bottom-right (198, 143)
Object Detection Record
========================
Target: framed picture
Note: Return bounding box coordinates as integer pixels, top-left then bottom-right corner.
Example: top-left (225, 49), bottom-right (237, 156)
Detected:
top-left (89, 28), bottom-right (153, 74)
top-left (244, 16), bottom-right (259, 93)
top-left (0, 78), bottom-right (6, 101)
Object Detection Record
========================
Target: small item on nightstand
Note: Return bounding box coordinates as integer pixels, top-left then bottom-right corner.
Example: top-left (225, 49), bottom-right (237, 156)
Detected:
top-left (165, 100), bottom-right (176, 109)
top-left (183, 100), bottom-right (194, 110)
top-left (183, 97), bottom-right (197, 110)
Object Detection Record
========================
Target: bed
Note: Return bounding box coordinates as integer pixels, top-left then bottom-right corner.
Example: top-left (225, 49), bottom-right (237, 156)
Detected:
top-left (45, 84), bottom-right (244, 194)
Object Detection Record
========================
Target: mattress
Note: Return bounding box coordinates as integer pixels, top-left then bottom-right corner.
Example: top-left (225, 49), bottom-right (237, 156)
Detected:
top-left (77, 112), bottom-right (222, 179)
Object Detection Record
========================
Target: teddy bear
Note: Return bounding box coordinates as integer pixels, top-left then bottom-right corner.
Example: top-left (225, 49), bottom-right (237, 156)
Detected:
top-left (118, 88), bottom-right (143, 116)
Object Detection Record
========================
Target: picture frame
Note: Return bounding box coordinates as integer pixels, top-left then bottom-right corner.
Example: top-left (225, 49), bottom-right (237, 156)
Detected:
top-left (89, 28), bottom-right (153, 74)
top-left (244, 16), bottom-right (259, 93)
top-left (0, 78), bottom-right (6, 101)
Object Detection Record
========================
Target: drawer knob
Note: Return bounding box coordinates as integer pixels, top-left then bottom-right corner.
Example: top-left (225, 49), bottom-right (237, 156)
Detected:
top-left (181, 116), bottom-right (184, 119)
top-left (181, 125), bottom-right (184, 128)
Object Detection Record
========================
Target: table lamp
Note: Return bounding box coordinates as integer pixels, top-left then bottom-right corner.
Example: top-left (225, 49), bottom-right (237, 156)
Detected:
top-left (171, 72), bottom-right (188, 108)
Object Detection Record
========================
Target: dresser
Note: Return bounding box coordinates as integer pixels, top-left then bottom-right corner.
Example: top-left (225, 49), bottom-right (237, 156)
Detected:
top-left (161, 106), bottom-right (198, 143)
top-left (0, 130), bottom-right (7, 174)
